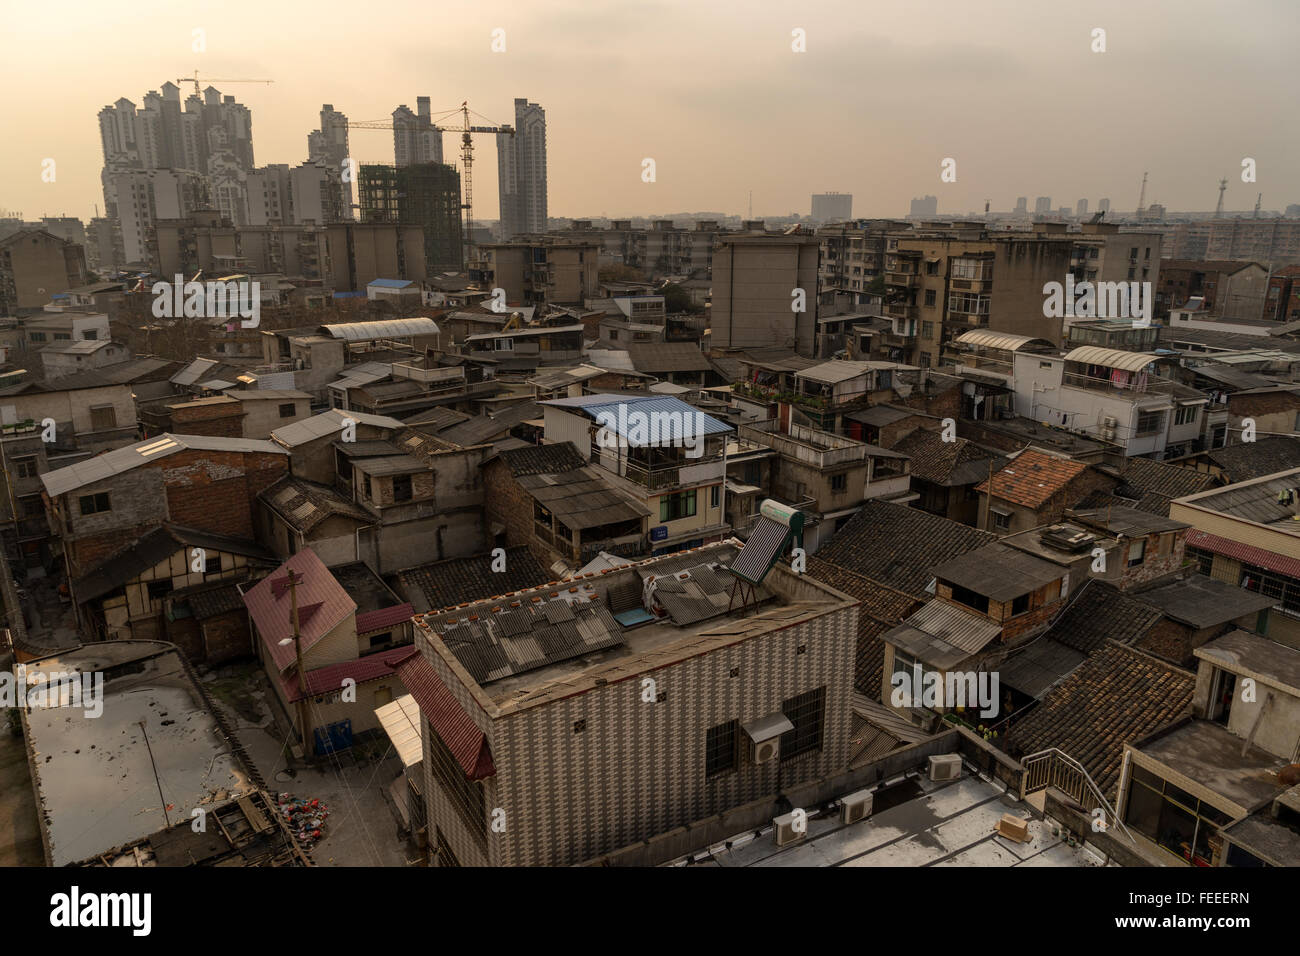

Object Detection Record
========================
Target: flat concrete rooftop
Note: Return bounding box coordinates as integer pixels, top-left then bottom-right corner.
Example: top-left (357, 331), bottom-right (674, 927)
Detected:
top-left (678, 764), bottom-right (1111, 867)
top-left (1135, 719), bottom-right (1290, 812)
top-left (21, 641), bottom-right (254, 866)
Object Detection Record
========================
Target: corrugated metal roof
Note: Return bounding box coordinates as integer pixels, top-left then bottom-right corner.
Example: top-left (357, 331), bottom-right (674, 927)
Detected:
top-left (955, 329), bottom-right (1053, 351)
top-left (375, 694), bottom-right (423, 768)
top-left (543, 394), bottom-right (732, 441)
top-left (1062, 346), bottom-right (1161, 372)
top-left (796, 360), bottom-right (876, 384)
top-left (271, 409), bottom-right (403, 447)
top-left (1186, 529), bottom-right (1300, 580)
top-left (41, 433), bottom-right (285, 497)
top-left (321, 317), bottom-right (439, 342)
top-left (396, 653), bottom-right (495, 780)
top-left (170, 357), bottom-right (220, 386)
top-left (899, 599), bottom-right (1002, 654)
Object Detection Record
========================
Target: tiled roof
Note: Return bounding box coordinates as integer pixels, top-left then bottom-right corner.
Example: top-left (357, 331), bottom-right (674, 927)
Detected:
top-left (977, 449), bottom-right (1089, 509)
top-left (1005, 642), bottom-right (1195, 796)
top-left (394, 547), bottom-right (550, 614)
top-left (438, 414), bottom-right (509, 447)
top-left (497, 441), bottom-right (587, 477)
top-left (73, 523), bottom-right (274, 603)
top-left (515, 467), bottom-right (649, 528)
top-left (814, 499), bottom-right (995, 598)
top-left (624, 342), bottom-right (712, 373)
top-left (284, 645), bottom-right (417, 702)
top-left (808, 558), bottom-right (921, 696)
top-left (396, 652), bottom-right (495, 780)
top-left (260, 475), bottom-right (373, 533)
top-left (183, 583), bottom-right (247, 620)
top-left (242, 549), bottom-right (357, 672)
top-left (893, 428), bottom-right (1001, 487)
top-left (1046, 582), bottom-right (1162, 654)
top-left (1202, 438), bottom-right (1300, 483)
top-left (355, 603), bottom-right (414, 633)
top-left (1120, 457), bottom-right (1216, 502)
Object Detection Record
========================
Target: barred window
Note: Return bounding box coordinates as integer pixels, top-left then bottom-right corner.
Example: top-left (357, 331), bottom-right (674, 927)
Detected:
top-left (1186, 546), bottom-right (1213, 576)
top-left (705, 719), bottom-right (739, 776)
top-left (1240, 564), bottom-right (1300, 616)
top-left (435, 828), bottom-right (462, 867)
top-left (780, 686), bottom-right (826, 761)
top-left (427, 724), bottom-right (487, 845)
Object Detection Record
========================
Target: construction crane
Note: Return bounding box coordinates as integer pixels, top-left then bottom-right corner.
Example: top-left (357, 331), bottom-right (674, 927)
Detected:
top-left (336, 102), bottom-right (514, 270)
top-left (176, 72), bottom-right (273, 99)
top-left (1215, 178), bottom-right (1228, 218)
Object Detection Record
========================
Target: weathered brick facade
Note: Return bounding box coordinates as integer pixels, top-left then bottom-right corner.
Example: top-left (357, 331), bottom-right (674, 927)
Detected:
top-left (168, 400), bottom-right (244, 438)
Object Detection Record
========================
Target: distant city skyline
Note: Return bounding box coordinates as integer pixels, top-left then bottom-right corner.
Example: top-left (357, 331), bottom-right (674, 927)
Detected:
top-left (2, 0), bottom-right (1297, 223)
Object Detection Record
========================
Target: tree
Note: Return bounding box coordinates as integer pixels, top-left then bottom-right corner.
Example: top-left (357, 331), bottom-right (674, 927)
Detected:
top-left (599, 264), bottom-right (645, 283)
top-left (661, 281), bottom-right (695, 313)
top-left (866, 275), bottom-right (886, 296)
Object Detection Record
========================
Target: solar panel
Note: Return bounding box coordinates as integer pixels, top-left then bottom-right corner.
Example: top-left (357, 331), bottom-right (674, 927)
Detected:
top-left (729, 516), bottom-right (791, 584)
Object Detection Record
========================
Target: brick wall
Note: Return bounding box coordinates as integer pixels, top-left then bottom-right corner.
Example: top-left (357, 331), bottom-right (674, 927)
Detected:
top-left (1117, 531), bottom-right (1186, 590)
top-left (169, 401), bottom-right (244, 439)
top-left (482, 460), bottom-right (548, 566)
top-left (203, 611), bottom-right (253, 664)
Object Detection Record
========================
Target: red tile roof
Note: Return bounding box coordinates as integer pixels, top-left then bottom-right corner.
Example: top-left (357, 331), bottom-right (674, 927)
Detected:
top-left (283, 645), bottom-right (417, 702)
top-left (1186, 528), bottom-right (1300, 580)
top-left (242, 549), bottom-right (357, 672)
top-left (977, 449), bottom-right (1088, 509)
top-left (396, 652), bottom-right (495, 781)
top-left (355, 603), bottom-right (414, 634)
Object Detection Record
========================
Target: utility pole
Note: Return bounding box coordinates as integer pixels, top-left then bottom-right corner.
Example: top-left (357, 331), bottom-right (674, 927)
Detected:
top-left (286, 569), bottom-right (311, 758)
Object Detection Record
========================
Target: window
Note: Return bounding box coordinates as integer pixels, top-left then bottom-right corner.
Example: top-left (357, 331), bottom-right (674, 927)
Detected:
top-left (13, 456), bottom-right (37, 479)
top-left (205, 555), bottom-right (224, 576)
top-left (705, 720), bottom-right (739, 776)
top-left (392, 474), bottom-right (413, 502)
top-left (147, 579), bottom-right (173, 602)
top-left (1240, 564), bottom-right (1300, 616)
top-left (830, 473), bottom-right (847, 492)
top-left (362, 475), bottom-right (372, 500)
top-left (947, 292), bottom-right (990, 315)
top-left (921, 321), bottom-right (934, 338)
top-left (608, 328), bottom-right (618, 340)
top-left (950, 583), bottom-right (990, 614)
top-left (992, 509), bottom-right (1011, 531)
top-left (710, 485), bottom-right (720, 508)
top-left (1010, 593), bottom-right (1030, 616)
top-left (1123, 767), bottom-right (1232, 865)
top-left (659, 489), bottom-right (697, 522)
top-left (78, 492), bottom-right (110, 515)
top-left (53, 333), bottom-right (71, 341)
top-left (1135, 410), bottom-right (1164, 436)
top-left (90, 405), bottom-right (117, 431)
top-left (82, 330), bottom-right (97, 341)
top-left (19, 495), bottom-right (43, 517)
top-left (278, 403), bottom-right (297, 418)
top-left (925, 260), bottom-right (939, 276)
top-left (1174, 405), bottom-right (1197, 426)
top-left (28, 332), bottom-right (45, 343)
top-left (1187, 546), bottom-right (1214, 576)
top-left (1128, 538), bottom-right (1146, 567)
top-left (780, 686), bottom-right (826, 761)
top-left (924, 289), bottom-right (937, 307)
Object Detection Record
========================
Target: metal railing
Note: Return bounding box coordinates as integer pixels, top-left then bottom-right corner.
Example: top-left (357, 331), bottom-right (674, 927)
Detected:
top-left (1020, 748), bottom-right (1135, 842)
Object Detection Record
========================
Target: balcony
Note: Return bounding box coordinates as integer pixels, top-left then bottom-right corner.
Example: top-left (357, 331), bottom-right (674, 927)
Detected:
top-left (886, 272), bottom-right (918, 288)
top-left (886, 303), bottom-right (918, 320)
top-left (1062, 370), bottom-right (1174, 398)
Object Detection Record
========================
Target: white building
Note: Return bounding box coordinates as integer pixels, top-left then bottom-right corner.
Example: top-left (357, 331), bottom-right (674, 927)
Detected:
top-left (497, 98), bottom-right (547, 240)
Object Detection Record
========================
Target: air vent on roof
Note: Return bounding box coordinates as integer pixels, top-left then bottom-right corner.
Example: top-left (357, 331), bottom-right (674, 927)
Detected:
top-left (1038, 525), bottom-right (1097, 554)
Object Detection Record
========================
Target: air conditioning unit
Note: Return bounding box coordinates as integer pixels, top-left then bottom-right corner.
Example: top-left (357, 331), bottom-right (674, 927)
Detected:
top-left (753, 737), bottom-right (780, 764)
top-left (773, 811), bottom-right (805, 847)
top-left (1102, 426), bottom-right (1117, 441)
top-left (840, 788), bottom-right (873, 825)
top-left (742, 712), bottom-right (794, 765)
top-left (928, 753), bottom-right (962, 782)
top-left (1103, 415), bottom-right (1118, 429)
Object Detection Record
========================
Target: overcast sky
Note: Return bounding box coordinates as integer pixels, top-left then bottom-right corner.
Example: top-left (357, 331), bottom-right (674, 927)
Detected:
top-left (2, 0), bottom-right (1297, 223)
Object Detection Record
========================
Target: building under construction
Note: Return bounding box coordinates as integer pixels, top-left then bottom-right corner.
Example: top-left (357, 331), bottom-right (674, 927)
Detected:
top-left (359, 162), bottom-right (463, 274)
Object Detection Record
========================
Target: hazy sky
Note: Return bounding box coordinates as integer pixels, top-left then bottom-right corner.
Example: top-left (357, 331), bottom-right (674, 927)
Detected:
top-left (2, 0), bottom-right (1297, 223)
